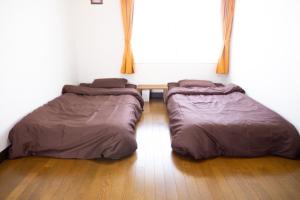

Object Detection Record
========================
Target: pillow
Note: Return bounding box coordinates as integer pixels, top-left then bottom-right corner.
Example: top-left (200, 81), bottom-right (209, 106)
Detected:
top-left (126, 83), bottom-right (137, 89)
top-left (79, 83), bottom-right (91, 87)
top-left (168, 82), bottom-right (179, 90)
top-left (215, 83), bottom-right (225, 87)
top-left (91, 78), bottom-right (127, 88)
top-left (178, 80), bottom-right (215, 88)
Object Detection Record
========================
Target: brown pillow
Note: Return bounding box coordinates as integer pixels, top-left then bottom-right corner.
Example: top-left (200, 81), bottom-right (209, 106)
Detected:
top-left (215, 83), bottom-right (225, 87)
top-left (126, 83), bottom-right (137, 89)
top-left (178, 80), bottom-right (215, 88)
top-left (91, 78), bottom-right (127, 88)
top-left (79, 83), bottom-right (91, 87)
top-left (168, 82), bottom-right (179, 90)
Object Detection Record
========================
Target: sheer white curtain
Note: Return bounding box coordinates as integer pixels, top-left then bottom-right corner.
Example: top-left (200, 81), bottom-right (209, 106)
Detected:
top-left (132, 0), bottom-right (222, 64)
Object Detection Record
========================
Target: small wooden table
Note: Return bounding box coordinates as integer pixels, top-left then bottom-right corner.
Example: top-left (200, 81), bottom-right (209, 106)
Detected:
top-left (137, 84), bottom-right (168, 102)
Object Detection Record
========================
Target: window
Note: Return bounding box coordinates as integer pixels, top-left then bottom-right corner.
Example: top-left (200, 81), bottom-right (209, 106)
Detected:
top-left (132, 0), bottom-right (222, 63)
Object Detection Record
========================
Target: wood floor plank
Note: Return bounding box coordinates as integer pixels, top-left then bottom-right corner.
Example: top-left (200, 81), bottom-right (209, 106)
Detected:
top-left (0, 100), bottom-right (299, 200)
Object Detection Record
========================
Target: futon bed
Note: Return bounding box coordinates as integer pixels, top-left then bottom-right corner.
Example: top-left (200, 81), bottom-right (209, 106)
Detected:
top-left (9, 79), bottom-right (144, 159)
top-left (166, 80), bottom-right (300, 160)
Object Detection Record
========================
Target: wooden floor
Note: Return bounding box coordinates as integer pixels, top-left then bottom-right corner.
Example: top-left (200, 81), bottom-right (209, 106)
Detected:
top-left (0, 100), bottom-right (300, 200)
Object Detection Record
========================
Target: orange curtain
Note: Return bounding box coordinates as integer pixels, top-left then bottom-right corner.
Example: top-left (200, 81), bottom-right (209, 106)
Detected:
top-left (120, 0), bottom-right (135, 74)
top-left (216, 0), bottom-right (235, 74)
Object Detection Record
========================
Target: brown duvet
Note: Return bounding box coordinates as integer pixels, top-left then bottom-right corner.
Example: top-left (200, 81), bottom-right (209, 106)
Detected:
top-left (166, 84), bottom-right (300, 159)
top-left (9, 85), bottom-right (143, 159)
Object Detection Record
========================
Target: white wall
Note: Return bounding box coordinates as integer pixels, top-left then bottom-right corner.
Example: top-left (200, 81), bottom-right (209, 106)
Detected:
top-left (230, 0), bottom-right (300, 131)
top-left (0, 0), bottom-right (77, 151)
top-left (72, 0), bottom-right (227, 84)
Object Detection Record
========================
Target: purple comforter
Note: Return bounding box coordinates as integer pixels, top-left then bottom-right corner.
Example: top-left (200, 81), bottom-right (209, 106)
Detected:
top-left (166, 84), bottom-right (300, 159)
top-left (9, 85), bottom-right (143, 159)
